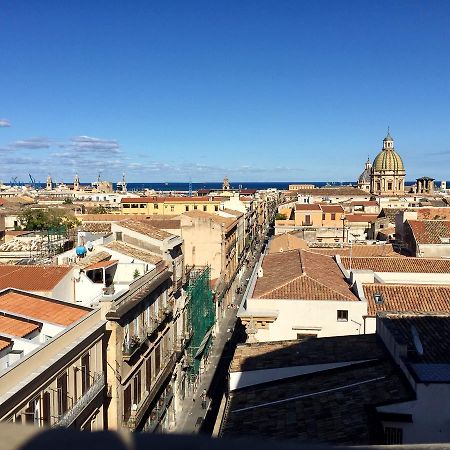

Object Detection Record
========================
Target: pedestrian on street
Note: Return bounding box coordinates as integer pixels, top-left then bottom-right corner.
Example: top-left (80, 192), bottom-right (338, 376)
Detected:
top-left (201, 389), bottom-right (207, 409)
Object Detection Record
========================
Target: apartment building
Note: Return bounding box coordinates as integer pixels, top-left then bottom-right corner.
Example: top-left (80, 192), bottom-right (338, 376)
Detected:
top-left (120, 196), bottom-right (223, 216)
top-left (0, 289), bottom-right (106, 430)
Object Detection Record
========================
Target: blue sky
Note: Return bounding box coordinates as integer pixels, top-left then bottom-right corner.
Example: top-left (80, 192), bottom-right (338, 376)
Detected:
top-left (1, 1), bottom-right (450, 183)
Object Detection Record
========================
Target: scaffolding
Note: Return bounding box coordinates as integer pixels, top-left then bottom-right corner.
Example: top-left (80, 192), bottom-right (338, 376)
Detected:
top-left (185, 266), bottom-right (215, 384)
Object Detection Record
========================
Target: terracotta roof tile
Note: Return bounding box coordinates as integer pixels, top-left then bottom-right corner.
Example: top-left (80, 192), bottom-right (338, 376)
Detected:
top-left (363, 284), bottom-right (450, 316)
top-left (253, 250), bottom-right (357, 301)
top-left (0, 314), bottom-right (40, 337)
top-left (308, 244), bottom-right (401, 258)
top-left (85, 260), bottom-right (118, 270)
top-left (0, 337), bottom-right (12, 352)
top-left (408, 219), bottom-right (450, 244)
top-left (76, 251), bottom-right (111, 269)
top-left (104, 241), bottom-right (162, 265)
top-left (117, 220), bottom-right (174, 240)
top-left (341, 256), bottom-right (450, 273)
top-left (268, 234), bottom-right (308, 253)
top-left (320, 204), bottom-right (344, 213)
top-left (0, 265), bottom-right (71, 292)
top-left (380, 312), bottom-right (450, 364)
top-left (417, 208), bottom-right (450, 220)
top-left (344, 214), bottom-right (378, 223)
top-left (295, 203), bottom-right (321, 211)
top-left (0, 290), bottom-right (89, 326)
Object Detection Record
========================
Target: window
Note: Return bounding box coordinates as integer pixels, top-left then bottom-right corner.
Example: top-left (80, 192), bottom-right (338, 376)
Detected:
top-left (155, 345), bottom-right (161, 376)
top-left (154, 204), bottom-right (158, 209)
top-left (215, 205), bottom-right (219, 211)
top-left (146, 357), bottom-right (152, 390)
top-left (140, 204), bottom-right (145, 208)
top-left (203, 205), bottom-right (207, 211)
top-left (388, 182), bottom-right (393, 190)
top-left (373, 293), bottom-right (384, 304)
top-left (185, 206), bottom-right (189, 212)
top-left (171, 206), bottom-right (175, 212)
top-left (116, 232), bottom-right (122, 241)
top-left (131, 204), bottom-right (138, 208)
top-left (81, 353), bottom-right (90, 394)
top-left (123, 385), bottom-right (131, 421)
top-left (384, 427), bottom-right (403, 444)
top-left (296, 333), bottom-right (317, 341)
top-left (337, 310), bottom-right (348, 322)
top-left (322, 213), bottom-right (325, 220)
top-left (57, 372), bottom-right (68, 417)
top-left (133, 371), bottom-right (142, 406)
top-left (42, 392), bottom-right (51, 425)
top-left (123, 204), bottom-right (130, 208)
top-left (331, 213), bottom-right (336, 220)
top-left (193, 205), bottom-right (197, 210)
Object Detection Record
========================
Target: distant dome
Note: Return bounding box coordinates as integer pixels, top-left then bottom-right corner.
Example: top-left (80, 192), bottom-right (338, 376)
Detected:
top-left (373, 148), bottom-right (405, 172)
top-left (358, 167), bottom-right (371, 184)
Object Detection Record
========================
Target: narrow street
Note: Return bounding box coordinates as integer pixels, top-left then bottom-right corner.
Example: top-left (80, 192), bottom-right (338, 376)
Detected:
top-left (173, 239), bottom-right (267, 435)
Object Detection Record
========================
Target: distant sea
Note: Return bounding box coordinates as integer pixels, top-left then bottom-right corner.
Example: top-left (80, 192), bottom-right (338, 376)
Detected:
top-left (10, 180), bottom-right (442, 192)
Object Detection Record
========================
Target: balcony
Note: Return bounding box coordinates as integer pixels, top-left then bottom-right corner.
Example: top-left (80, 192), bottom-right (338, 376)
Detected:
top-left (54, 372), bottom-right (105, 428)
top-left (123, 334), bottom-right (145, 360)
top-left (302, 221), bottom-right (313, 226)
top-left (143, 390), bottom-right (174, 433)
top-left (123, 353), bottom-right (176, 430)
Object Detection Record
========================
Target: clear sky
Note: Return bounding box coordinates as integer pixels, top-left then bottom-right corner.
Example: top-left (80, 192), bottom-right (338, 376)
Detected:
top-left (1, 1), bottom-right (450, 183)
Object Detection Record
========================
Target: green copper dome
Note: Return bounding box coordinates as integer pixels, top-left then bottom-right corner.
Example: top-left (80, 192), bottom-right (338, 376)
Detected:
top-left (373, 148), bottom-right (405, 172)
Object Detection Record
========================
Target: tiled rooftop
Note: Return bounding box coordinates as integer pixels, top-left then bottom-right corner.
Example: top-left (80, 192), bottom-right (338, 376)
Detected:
top-left (363, 284), bottom-right (450, 316)
top-left (320, 204), bottom-right (344, 213)
top-left (223, 335), bottom-right (413, 444)
top-left (117, 219), bottom-right (174, 240)
top-left (104, 241), bottom-right (162, 265)
top-left (341, 256), bottom-right (450, 273)
top-left (230, 334), bottom-right (383, 372)
top-left (408, 219), bottom-right (450, 244)
top-left (380, 312), bottom-right (450, 365)
top-left (0, 265), bottom-right (71, 292)
top-left (296, 187), bottom-right (369, 196)
top-left (253, 250), bottom-right (357, 301)
top-left (309, 243), bottom-right (400, 258)
top-left (417, 207), bottom-right (450, 220)
top-left (0, 290), bottom-right (90, 326)
top-left (77, 251), bottom-right (111, 269)
top-left (268, 234), bottom-right (308, 253)
top-left (344, 214), bottom-right (378, 223)
top-left (85, 259), bottom-right (118, 271)
top-left (0, 337), bottom-right (12, 352)
top-left (0, 314), bottom-right (40, 337)
top-left (295, 203), bottom-right (321, 211)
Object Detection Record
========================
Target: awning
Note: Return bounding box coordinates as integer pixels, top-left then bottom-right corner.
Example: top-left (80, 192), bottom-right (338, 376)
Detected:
top-left (194, 327), bottom-right (213, 359)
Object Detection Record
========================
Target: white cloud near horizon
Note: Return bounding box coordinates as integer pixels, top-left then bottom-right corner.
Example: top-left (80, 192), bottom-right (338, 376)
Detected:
top-left (0, 119), bottom-right (11, 127)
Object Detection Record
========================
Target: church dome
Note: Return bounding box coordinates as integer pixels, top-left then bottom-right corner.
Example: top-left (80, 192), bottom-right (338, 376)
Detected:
top-left (373, 148), bottom-right (405, 172)
top-left (358, 167), bottom-right (371, 183)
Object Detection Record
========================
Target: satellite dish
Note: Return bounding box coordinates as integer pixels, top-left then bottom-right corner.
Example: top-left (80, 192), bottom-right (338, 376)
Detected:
top-left (86, 241), bottom-right (93, 251)
top-left (411, 325), bottom-right (424, 356)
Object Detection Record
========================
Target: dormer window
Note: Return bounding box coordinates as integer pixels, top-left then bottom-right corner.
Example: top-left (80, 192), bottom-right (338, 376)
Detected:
top-left (373, 293), bottom-right (383, 304)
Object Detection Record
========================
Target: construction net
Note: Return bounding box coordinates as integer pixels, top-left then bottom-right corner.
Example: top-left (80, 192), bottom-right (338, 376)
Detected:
top-left (185, 266), bottom-right (215, 381)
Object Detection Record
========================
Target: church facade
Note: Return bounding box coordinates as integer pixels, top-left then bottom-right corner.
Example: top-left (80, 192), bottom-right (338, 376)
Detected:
top-left (357, 132), bottom-right (406, 196)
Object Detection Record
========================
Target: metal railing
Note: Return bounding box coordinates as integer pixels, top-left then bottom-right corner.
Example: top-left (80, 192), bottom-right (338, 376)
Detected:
top-left (54, 372), bottom-right (105, 427)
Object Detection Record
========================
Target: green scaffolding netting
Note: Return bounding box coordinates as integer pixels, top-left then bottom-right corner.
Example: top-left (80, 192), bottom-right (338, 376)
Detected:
top-left (186, 266), bottom-right (215, 379)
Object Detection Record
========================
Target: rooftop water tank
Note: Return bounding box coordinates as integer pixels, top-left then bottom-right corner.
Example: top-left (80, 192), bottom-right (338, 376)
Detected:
top-left (75, 245), bottom-right (87, 257)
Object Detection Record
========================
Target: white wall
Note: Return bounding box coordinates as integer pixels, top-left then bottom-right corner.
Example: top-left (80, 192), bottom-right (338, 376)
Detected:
top-left (377, 384), bottom-right (450, 444)
top-left (246, 297), bottom-right (368, 341)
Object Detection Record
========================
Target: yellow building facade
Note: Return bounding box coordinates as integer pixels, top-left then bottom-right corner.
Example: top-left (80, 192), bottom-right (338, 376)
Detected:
top-left (121, 197), bottom-right (223, 215)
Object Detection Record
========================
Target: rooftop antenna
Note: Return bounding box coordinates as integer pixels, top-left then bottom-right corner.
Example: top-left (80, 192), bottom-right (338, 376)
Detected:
top-left (188, 177), bottom-right (192, 197)
top-left (411, 325), bottom-right (424, 356)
